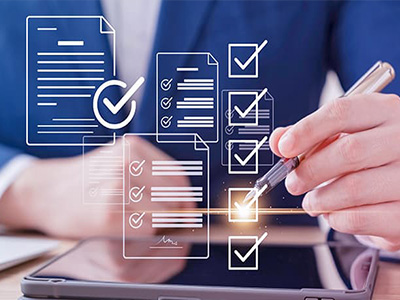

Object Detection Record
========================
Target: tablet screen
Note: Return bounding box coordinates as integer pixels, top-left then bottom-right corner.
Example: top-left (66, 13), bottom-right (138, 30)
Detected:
top-left (29, 237), bottom-right (376, 291)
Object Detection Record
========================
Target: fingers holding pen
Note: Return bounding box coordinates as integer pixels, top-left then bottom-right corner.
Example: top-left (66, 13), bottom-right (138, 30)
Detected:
top-left (277, 94), bottom-right (400, 158)
top-left (285, 125), bottom-right (400, 195)
top-left (302, 162), bottom-right (400, 216)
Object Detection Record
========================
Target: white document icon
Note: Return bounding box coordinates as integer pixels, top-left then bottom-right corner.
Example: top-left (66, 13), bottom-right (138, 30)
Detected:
top-left (156, 52), bottom-right (219, 143)
top-left (26, 16), bottom-right (115, 146)
top-left (123, 133), bottom-right (210, 259)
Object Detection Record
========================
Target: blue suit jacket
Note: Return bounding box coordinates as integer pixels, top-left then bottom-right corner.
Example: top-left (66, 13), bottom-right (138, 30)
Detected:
top-left (1, 0), bottom-right (400, 225)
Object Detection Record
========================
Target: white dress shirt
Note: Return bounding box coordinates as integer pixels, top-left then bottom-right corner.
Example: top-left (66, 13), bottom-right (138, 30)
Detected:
top-left (101, 0), bottom-right (162, 105)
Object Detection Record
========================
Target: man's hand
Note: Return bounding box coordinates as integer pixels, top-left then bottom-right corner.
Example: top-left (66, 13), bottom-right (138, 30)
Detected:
top-left (270, 93), bottom-right (400, 251)
top-left (0, 136), bottom-right (192, 238)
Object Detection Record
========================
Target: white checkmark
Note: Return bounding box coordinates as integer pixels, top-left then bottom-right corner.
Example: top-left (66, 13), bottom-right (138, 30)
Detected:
top-left (129, 212), bottom-right (146, 229)
top-left (89, 187), bottom-right (98, 197)
top-left (233, 88), bottom-right (268, 119)
top-left (234, 184), bottom-right (269, 213)
top-left (161, 116), bottom-right (173, 128)
top-left (129, 160), bottom-right (146, 177)
top-left (161, 78), bottom-right (173, 91)
top-left (103, 77), bottom-right (145, 115)
top-left (131, 186), bottom-right (145, 198)
top-left (161, 97), bottom-right (173, 109)
top-left (233, 232), bottom-right (268, 263)
top-left (233, 136), bottom-right (268, 166)
top-left (130, 186), bottom-right (145, 202)
top-left (234, 39), bottom-right (268, 70)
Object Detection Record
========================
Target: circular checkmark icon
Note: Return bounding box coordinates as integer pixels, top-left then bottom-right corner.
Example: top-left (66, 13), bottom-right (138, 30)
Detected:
top-left (129, 186), bottom-right (145, 203)
top-left (128, 212), bottom-right (145, 229)
top-left (93, 77), bottom-right (145, 130)
top-left (225, 126), bottom-right (235, 135)
top-left (160, 78), bottom-right (173, 91)
top-left (225, 109), bottom-right (235, 119)
top-left (161, 97), bottom-right (173, 110)
top-left (129, 160), bottom-right (145, 177)
top-left (225, 141), bottom-right (234, 151)
top-left (160, 116), bottom-right (173, 129)
top-left (89, 187), bottom-right (98, 198)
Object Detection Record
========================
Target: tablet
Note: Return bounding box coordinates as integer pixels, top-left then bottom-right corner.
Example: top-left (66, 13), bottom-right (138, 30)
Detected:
top-left (21, 237), bottom-right (378, 300)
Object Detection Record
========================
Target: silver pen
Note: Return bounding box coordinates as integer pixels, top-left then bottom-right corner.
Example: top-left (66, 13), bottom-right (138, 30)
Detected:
top-left (243, 61), bottom-right (396, 203)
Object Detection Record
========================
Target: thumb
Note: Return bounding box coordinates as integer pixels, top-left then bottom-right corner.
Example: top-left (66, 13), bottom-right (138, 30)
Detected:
top-left (269, 126), bottom-right (292, 157)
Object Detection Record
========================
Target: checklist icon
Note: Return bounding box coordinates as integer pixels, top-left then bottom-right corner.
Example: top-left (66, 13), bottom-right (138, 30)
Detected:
top-left (228, 40), bottom-right (268, 78)
top-left (156, 52), bottom-right (219, 143)
top-left (228, 188), bottom-right (258, 223)
top-left (123, 133), bottom-right (210, 260)
top-left (228, 232), bottom-right (268, 271)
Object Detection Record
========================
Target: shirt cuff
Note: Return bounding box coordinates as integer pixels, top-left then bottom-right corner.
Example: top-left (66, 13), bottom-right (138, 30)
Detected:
top-left (0, 155), bottom-right (36, 200)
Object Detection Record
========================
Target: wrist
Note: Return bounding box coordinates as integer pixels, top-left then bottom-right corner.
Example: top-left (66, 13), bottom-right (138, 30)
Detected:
top-left (0, 159), bottom-right (42, 230)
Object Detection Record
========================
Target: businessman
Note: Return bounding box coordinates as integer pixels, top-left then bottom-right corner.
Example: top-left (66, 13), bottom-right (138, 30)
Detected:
top-left (0, 0), bottom-right (399, 251)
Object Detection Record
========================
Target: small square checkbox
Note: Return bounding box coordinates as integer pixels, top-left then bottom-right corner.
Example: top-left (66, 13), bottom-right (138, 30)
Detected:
top-left (228, 236), bottom-right (258, 270)
top-left (229, 43), bottom-right (259, 78)
top-left (228, 188), bottom-right (258, 223)
top-left (228, 91), bottom-right (259, 126)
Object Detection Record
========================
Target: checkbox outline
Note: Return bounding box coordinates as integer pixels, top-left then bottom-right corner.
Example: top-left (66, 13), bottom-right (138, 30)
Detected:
top-left (233, 88), bottom-right (268, 121)
top-left (228, 187), bottom-right (258, 223)
top-left (228, 43), bottom-right (259, 78)
top-left (228, 139), bottom-right (258, 174)
top-left (228, 236), bottom-right (258, 271)
top-left (228, 91), bottom-right (259, 127)
top-left (233, 135), bottom-right (268, 167)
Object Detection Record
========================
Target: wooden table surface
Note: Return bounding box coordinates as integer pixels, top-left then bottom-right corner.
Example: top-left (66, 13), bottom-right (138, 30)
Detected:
top-left (1, 226), bottom-right (399, 299)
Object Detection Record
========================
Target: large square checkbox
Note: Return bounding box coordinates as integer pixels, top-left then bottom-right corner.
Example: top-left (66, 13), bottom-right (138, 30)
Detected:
top-left (228, 236), bottom-right (259, 270)
top-left (228, 43), bottom-right (259, 78)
